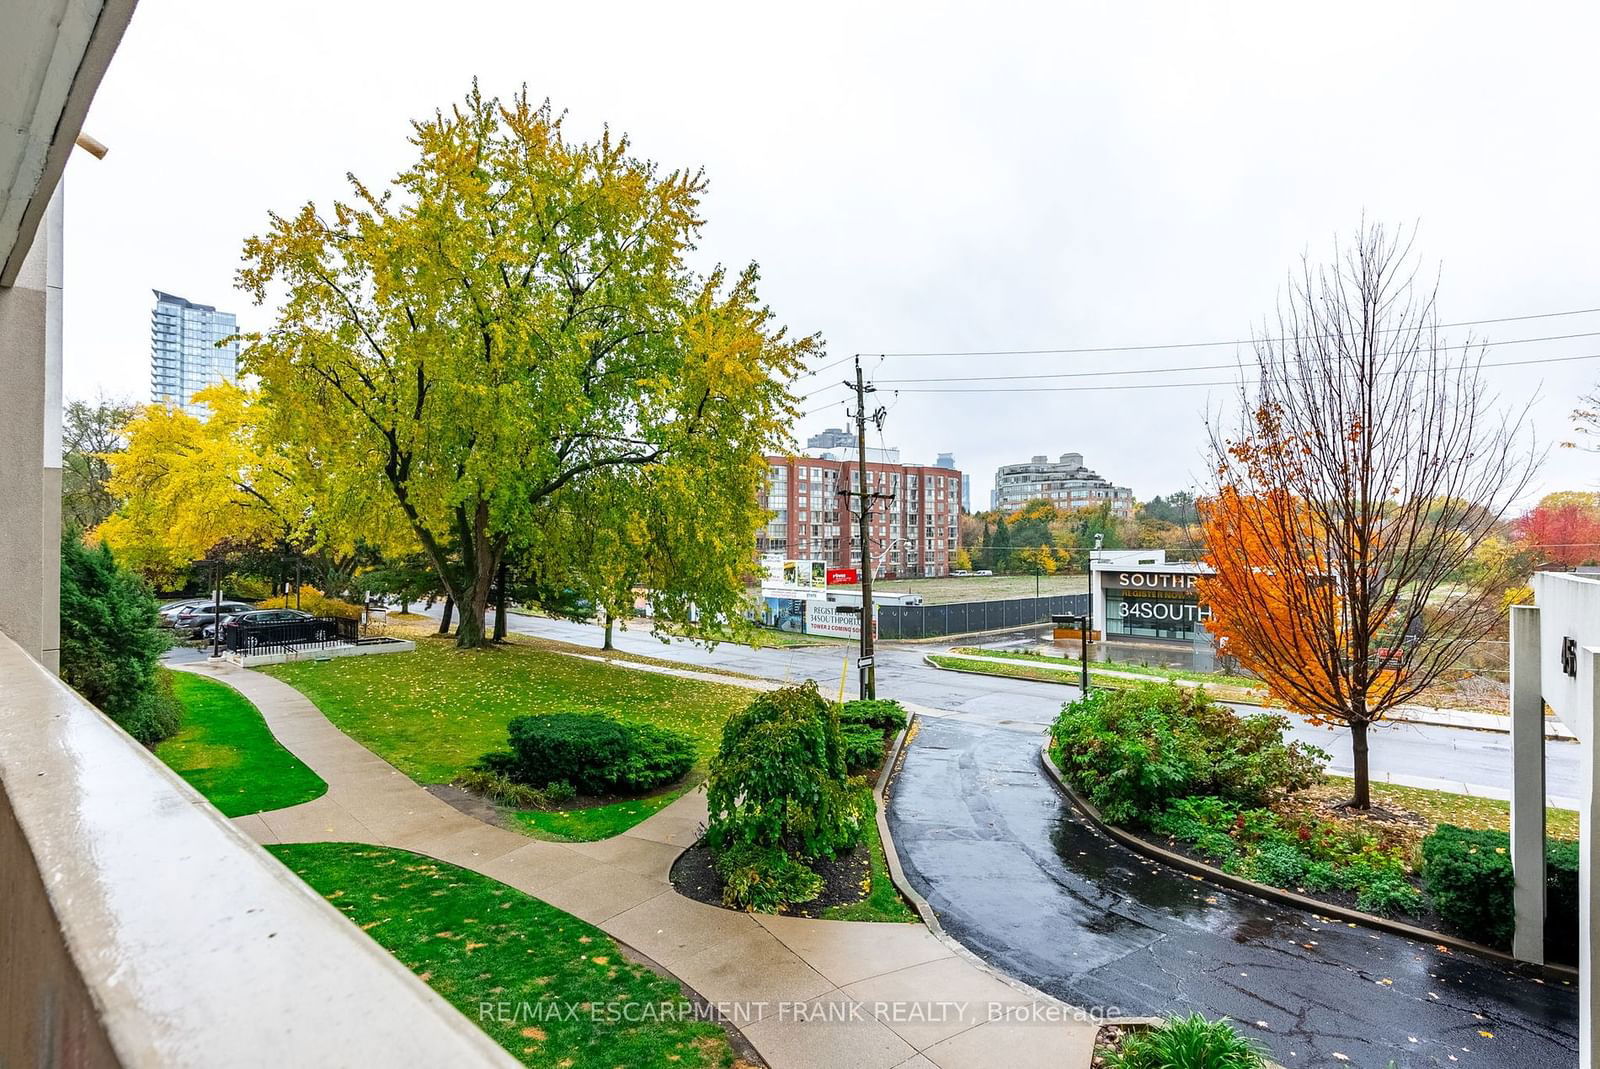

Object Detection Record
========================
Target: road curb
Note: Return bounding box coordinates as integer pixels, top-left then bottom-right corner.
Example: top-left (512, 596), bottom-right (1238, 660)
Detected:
top-left (1035, 738), bottom-right (1579, 984)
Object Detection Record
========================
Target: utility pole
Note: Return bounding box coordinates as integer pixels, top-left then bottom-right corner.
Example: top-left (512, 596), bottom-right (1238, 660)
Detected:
top-left (842, 356), bottom-right (891, 700)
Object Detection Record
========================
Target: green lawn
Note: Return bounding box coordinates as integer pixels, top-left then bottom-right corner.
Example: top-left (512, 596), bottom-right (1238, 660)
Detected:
top-left (262, 636), bottom-right (752, 839)
top-left (819, 798), bottom-right (918, 923)
top-left (269, 843), bottom-right (733, 1069)
top-left (1324, 775), bottom-right (1579, 841)
top-left (156, 672), bottom-right (327, 816)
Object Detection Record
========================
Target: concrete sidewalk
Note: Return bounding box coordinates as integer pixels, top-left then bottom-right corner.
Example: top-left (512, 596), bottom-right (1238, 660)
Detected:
top-left (176, 660), bottom-right (1099, 1069)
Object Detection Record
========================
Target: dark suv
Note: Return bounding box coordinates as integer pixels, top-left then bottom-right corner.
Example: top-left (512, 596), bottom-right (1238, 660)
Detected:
top-left (221, 609), bottom-right (335, 649)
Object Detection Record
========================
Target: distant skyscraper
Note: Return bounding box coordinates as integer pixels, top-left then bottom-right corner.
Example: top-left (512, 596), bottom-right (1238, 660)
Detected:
top-left (150, 290), bottom-right (240, 416)
top-left (806, 426), bottom-right (856, 450)
top-left (935, 452), bottom-right (972, 512)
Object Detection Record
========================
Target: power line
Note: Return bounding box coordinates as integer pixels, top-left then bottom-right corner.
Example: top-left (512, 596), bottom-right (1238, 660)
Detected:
top-left (890, 350), bottom-right (1600, 394)
top-left (872, 305), bottom-right (1600, 360)
top-left (800, 353), bottom-right (860, 379)
top-left (878, 331), bottom-right (1600, 385)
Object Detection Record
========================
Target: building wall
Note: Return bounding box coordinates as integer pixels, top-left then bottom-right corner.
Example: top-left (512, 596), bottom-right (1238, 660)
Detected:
top-left (150, 289), bottom-right (240, 416)
top-left (758, 455), bottom-right (962, 577)
top-left (0, 187), bottom-right (61, 670)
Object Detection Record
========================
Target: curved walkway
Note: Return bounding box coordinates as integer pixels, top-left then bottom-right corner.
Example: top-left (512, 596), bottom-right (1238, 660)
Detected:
top-left (887, 715), bottom-right (1580, 1069)
top-left (176, 660), bottom-right (1097, 1069)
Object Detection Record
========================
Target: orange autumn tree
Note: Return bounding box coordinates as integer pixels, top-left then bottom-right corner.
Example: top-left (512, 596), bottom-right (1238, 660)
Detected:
top-left (1199, 489), bottom-right (1402, 724)
top-left (1202, 223), bottom-right (1535, 810)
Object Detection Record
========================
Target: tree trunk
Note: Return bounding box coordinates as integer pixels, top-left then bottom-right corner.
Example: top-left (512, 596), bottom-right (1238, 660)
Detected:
top-left (438, 596), bottom-right (454, 635)
top-left (456, 581), bottom-right (493, 648)
top-left (1348, 718), bottom-right (1372, 810)
top-left (493, 561), bottom-right (508, 643)
top-left (455, 598), bottom-right (485, 647)
top-left (603, 613), bottom-right (614, 651)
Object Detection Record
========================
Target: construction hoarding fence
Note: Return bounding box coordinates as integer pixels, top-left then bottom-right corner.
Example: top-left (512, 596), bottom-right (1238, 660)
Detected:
top-left (876, 593), bottom-right (1090, 640)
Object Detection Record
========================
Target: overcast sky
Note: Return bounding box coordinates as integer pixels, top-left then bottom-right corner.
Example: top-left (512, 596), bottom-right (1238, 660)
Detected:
top-left (64, 0), bottom-right (1600, 507)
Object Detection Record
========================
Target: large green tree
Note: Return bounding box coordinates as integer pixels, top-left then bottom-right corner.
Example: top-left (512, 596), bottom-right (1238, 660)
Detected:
top-left (62, 397), bottom-right (137, 531)
top-left (238, 87), bottom-right (810, 647)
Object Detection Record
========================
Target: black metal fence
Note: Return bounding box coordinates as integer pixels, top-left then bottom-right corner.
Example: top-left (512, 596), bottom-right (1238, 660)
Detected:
top-left (223, 615), bottom-right (359, 654)
top-left (876, 593), bottom-right (1090, 640)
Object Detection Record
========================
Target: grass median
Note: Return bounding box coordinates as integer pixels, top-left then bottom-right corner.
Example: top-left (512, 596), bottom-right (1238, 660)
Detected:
top-left (262, 635), bottom-right (752, 840)
top-left (156, 671), bottom-right (327, 816)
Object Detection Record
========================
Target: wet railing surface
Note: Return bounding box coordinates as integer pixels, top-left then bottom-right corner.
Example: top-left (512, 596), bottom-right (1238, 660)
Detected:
top-left (0, 632), bottom-right (517, 1068)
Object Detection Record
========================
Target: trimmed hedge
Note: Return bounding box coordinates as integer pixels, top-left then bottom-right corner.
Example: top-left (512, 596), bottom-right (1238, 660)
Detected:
top-left (1421, 824), bottom-right (1578, 957)
top-left (837, 698), bottom-right (908, 774)
top-left (479, 712), bottom-right (695, 796)
top-left (840, 699), bottom-right (909, 734)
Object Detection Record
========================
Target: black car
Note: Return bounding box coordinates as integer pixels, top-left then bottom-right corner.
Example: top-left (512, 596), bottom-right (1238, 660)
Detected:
top-left (220, 609), bottom-right (336, 649)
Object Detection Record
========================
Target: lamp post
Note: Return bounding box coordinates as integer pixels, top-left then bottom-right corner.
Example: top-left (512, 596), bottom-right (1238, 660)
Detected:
top-left (1072, 613), bottom-right (1089, 695)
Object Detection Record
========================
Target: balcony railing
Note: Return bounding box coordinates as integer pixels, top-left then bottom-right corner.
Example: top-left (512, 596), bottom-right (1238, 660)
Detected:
top-left (0, 632), bottom-right (517, 1068)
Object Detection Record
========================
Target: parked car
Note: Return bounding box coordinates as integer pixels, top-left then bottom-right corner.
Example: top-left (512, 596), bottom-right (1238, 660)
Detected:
top-left (200, 609), bottom-right (282, 642)
top-left (220, 609), bottom-right (337, 649)
top-left (174, 601), bottom-right (255, 638)
top-left (158, 601), bottom-right (208, 627)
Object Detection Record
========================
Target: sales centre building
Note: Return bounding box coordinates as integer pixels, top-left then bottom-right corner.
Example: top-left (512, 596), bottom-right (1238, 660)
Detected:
top-left (1089, 550), bottom-right (1216, 645)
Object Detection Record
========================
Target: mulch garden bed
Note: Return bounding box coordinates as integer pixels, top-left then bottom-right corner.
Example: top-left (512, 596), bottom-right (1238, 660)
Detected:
top-left (670, 738), bottom-right (897, 918)
top-left (670, 838), bottom-right (875, 917)
top-left (1090, 1022), bottom-right (1147, 1067)
top-left (427, 783), bottom-right (511, 827)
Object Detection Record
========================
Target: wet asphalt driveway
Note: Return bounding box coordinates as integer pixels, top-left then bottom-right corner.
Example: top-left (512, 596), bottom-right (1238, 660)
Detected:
top-left (886, 716), bottom-right (1579, 1068)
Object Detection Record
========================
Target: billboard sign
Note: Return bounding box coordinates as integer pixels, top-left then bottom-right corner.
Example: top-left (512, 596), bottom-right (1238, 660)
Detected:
top-left (761, 596), bottom-right (807, 633)
top-left (826, 568), bottom-right (860, 586)
top-left (781, 559), bottom-right (828, 589)
top-left (805, 600), bottom-right (877, 640)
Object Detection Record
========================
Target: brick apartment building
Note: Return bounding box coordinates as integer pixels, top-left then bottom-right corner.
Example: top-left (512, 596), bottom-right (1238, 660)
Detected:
top-left (757, 453), bottom-right (963, 578)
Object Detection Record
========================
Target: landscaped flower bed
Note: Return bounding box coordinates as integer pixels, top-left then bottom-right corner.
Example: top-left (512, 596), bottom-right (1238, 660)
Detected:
top-left (1049, 682), bottom-right (1577, 959)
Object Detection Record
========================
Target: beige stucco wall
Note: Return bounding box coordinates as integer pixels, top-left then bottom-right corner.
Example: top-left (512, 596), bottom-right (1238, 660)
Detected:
top-left (0, 193), bottom-right (52, 664)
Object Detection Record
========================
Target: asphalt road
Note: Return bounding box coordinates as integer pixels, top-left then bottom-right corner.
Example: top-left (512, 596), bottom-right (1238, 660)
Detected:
top-left (499, 613), bottom-right (1582, 802)
top-left (887, 716), bottom-right (1579, 1069)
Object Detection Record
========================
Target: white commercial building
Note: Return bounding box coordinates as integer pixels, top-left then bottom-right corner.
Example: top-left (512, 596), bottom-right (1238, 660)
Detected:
top-left (1089, 550), bottom-right (1215, 646)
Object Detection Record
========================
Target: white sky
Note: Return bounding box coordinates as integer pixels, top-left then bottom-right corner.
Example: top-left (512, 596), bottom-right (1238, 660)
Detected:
top-left (64, 0), bottom-right (1600, 507)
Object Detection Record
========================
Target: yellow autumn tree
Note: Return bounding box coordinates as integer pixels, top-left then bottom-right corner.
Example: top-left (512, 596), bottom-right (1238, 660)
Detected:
top-left (95, 383), bottom-right (307, 582)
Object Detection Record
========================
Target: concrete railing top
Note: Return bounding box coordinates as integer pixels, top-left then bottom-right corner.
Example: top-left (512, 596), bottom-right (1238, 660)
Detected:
top-left (0, 633), bottom-right (517, 1068)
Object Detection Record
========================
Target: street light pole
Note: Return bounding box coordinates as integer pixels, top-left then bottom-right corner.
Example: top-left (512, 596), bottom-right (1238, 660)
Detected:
top-left (210, 560), bottom-right (222, 660)
top-left (1078, 615), bottom-right (1089, 695)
